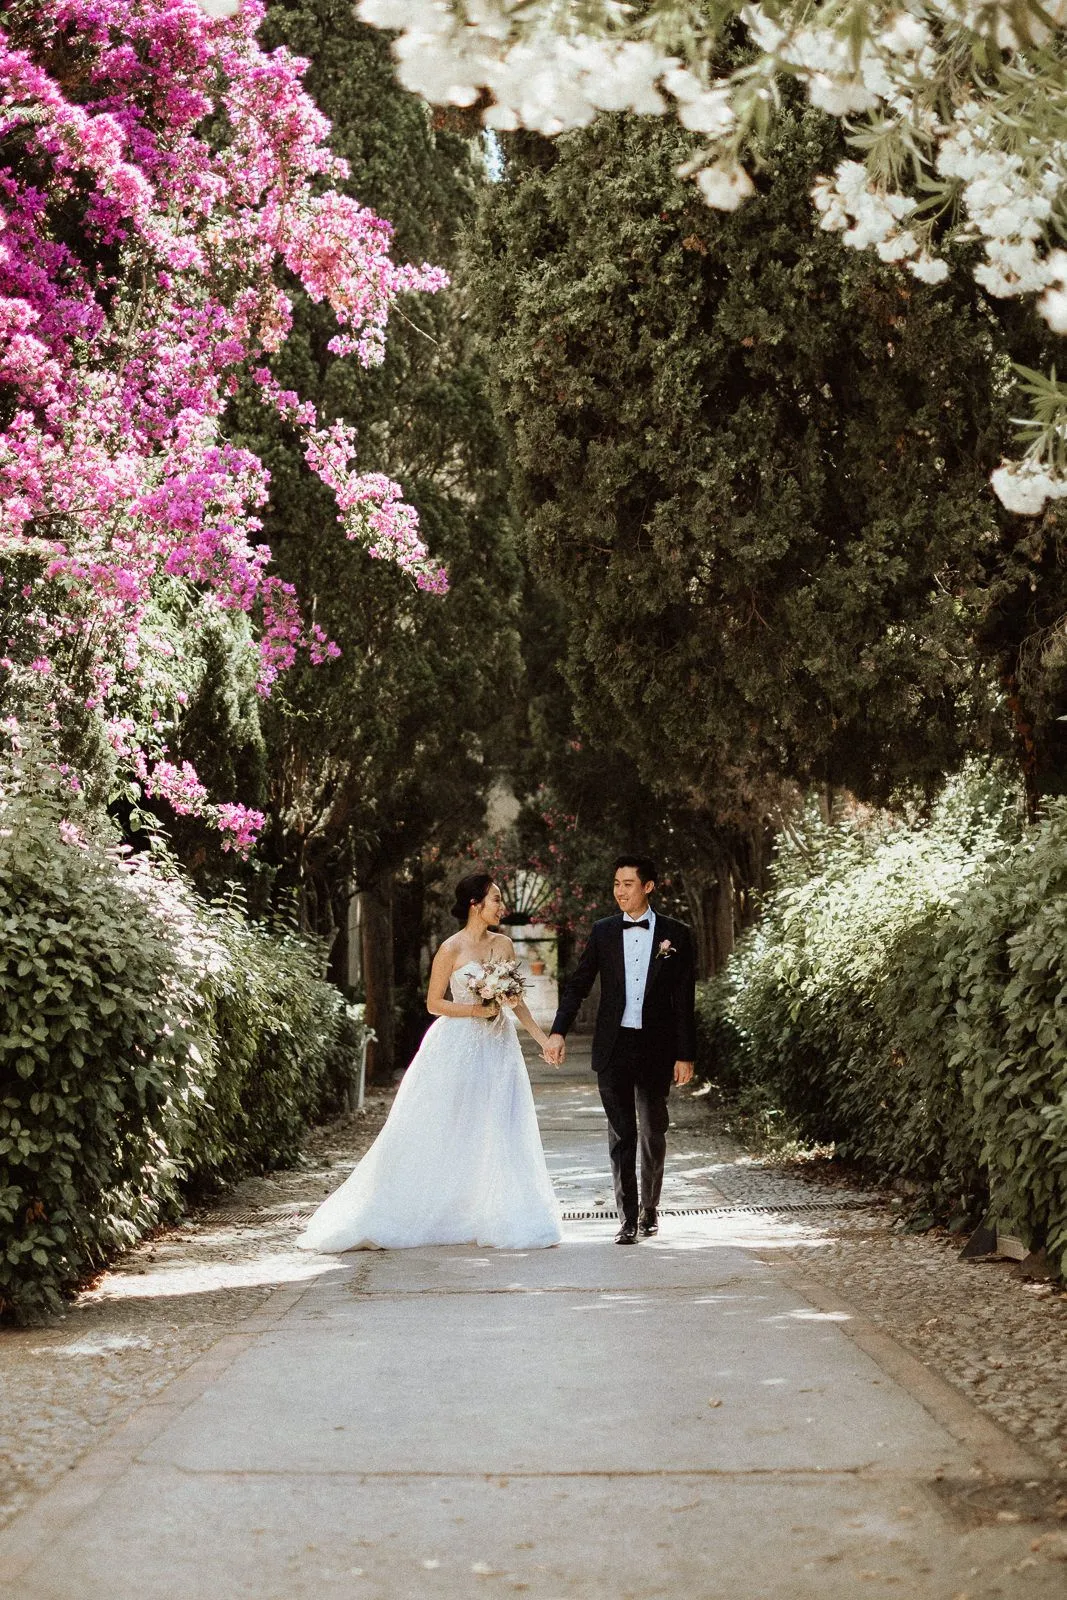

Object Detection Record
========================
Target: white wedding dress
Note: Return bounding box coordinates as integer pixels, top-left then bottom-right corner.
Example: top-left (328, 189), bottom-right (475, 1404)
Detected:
top-left (296, 963), bottom-right (562, 1252)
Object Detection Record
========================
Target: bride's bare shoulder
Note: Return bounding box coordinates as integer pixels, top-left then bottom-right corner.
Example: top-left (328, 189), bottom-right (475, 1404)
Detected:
top-left (490, 933), bottom-right (516, 958)
top-left (432, 932), bottom-right (464, 966)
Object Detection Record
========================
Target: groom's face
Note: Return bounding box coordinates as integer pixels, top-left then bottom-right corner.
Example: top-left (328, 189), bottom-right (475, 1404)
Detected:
top-left (613, 868), bottom-right (654, 917)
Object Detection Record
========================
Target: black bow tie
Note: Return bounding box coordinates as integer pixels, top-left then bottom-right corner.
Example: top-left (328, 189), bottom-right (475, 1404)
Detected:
top-left (625, 918), bottom-right (650, 930)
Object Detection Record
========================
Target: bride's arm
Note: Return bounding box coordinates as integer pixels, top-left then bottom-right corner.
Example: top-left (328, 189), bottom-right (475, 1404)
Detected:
top-left (509, 997), bottom-right (552, 1053)
top-left (490, 936), bottom-right (554, 1056)
top-left (426, 943), bottom-right (493, 1019)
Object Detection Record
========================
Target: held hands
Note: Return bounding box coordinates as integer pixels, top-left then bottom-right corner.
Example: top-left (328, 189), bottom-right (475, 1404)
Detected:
top-left (674, 1059), bottom-right (695, 1087)
top-left (543, 1032), bottom-right (566, 1068)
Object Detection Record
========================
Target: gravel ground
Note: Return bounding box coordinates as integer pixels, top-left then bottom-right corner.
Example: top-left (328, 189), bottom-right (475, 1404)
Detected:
top-left (1, 1083), bottom-right (1064, 1538)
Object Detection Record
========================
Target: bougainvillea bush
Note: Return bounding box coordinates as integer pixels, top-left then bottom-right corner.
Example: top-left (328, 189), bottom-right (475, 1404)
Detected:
top-left (0, 765), bottom-right (367, 1323)
top-left (696, 765), bottom-right (1067, 1276)
top-left (0, 0), bottom-right (447, 848)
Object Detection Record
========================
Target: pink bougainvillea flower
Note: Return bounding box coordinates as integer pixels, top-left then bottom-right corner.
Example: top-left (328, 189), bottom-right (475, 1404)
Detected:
top-left (0, 0), bottom-right (449, 844)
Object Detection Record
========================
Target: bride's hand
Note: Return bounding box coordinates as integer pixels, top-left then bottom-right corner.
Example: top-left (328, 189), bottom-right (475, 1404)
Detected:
top-left (471, 1001), bottom-right (498, 1019)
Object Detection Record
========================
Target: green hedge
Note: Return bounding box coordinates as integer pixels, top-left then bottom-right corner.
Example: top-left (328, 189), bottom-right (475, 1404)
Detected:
top-left (697, 765), bottom-right (1067, 1274)
top-left (0, 788), bottom-right (368, 1323)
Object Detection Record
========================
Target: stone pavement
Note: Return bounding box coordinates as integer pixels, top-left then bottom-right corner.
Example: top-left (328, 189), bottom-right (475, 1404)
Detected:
top-left (0, 1041), bottom-right (1064, 1599)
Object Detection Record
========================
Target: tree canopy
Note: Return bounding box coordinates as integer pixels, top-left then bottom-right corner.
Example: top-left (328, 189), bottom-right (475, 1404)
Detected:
top-left (357, 0), bottom-right (1067, 515)
top-left (228, 2), bottom-right (519, 926)
top-left (470, 104), bottom-right (1051, 825)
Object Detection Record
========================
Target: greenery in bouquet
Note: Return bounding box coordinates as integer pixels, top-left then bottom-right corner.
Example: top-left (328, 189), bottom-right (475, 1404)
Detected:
top-left (469, 957), bottom-right (527, 1018)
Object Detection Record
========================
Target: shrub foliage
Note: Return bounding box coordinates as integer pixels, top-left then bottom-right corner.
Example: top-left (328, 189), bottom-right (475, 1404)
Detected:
top-left (697, 765), bottom-right (1067, 1274)
top-left (0, 784), bottom-right (367, 1323)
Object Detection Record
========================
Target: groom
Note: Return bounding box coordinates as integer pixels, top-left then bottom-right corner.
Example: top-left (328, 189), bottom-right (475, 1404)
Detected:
top-left (546, 856), bottom-right (696, 1243)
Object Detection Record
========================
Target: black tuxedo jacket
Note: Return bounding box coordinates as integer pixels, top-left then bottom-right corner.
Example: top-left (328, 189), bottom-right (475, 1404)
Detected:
top-left (550, 911), bottom-right (697, 1083)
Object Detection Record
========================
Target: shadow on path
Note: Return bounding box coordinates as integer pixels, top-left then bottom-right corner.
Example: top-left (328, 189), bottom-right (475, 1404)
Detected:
top-left (0, 1051), bottom-right (1064, 1598)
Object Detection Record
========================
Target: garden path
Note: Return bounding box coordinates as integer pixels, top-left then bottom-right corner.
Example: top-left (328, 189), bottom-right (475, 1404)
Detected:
top-left (0, 1042), bottom-right (1064, 1598)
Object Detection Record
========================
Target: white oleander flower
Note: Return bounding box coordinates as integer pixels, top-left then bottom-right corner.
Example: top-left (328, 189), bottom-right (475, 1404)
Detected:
top-left (812, 176), bottom-right (849, 232)
top-left (909, 254), bottom-right (950, 285)
top-left (812, 162), bottom-right (921, 264)
top-left (664, 68), bottom-right (736, 136)
top-left (393, 32), bottom-right (484, 106)
top-left (836, 160), bottom-right (878, 204)
top-left (844, 196), bottom-right (908, 251)
top-left (358, 0), bottom-right (441, 27)
top-left (991, 461), bottom-right (1067, 515)
top-left (696, 163), bottom-right (755, 210)
top-left (485, 40), bottom-right (599, 134)
top-left (582, 40), bottom-right (675, 115)
top-left (974, 239), bottom-right (1048, 298)
top-left (858, 51), bottom-right (897, 101)
top-left (1039, 288), bottom-right (1067, 333)
top-left (808, 73), bottom-right (878, 117)
top-left (789, 25), bottom-right (849, 73)
top-left (878, 13), bottom-right (931, 54)
top-left (741, 5), bottom-right (787, 54)
top-left (1036, 250), bottom-right (1067, 327)
top-left (877, 229), bottom-right (919, 262)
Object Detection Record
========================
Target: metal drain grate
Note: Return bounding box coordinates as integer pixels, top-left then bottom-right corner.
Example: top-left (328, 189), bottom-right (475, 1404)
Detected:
top-left (559, 1200), bottom-right (874, 1221)
top-left (198, 1197), bottom-right (876, 1228)
top-left (200, 1207), bottom-right (307, 1227)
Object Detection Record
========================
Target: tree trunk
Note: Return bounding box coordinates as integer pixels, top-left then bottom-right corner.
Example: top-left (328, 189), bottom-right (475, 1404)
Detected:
top-left (734, 822), bottom-right (774, 934)
top-left (681, 822), bottom-right (776, 980)
top-left (680, 871), bottom-right (718, 980)
top-left (681, 851), bottom-right (735, 978)
top-left (360, 872), bottom-right (396, 1084)
top-left (394, 866), bottom-right (433, 1070)
top-left (1003, 664), bottom-right (1041, 822)
top-left (326, 886), bottom-right (350, 990)
top-left (708, 865), bottom-right (736, 974)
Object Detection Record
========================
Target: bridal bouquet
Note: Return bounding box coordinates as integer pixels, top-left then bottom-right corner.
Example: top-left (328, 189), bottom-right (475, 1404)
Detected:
top-left (470, 958), bottom-right (527, 1017)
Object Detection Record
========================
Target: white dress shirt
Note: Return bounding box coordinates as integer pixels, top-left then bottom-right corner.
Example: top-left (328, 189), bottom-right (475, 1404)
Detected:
top-left (620, 905), bottom-right (655, 1029)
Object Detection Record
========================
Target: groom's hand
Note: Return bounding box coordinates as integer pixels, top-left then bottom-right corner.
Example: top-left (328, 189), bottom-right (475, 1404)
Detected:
top-left (674, 1060), bottom-right (695, 1086)
top-left (546, 1033), bottom-right (566, 1066)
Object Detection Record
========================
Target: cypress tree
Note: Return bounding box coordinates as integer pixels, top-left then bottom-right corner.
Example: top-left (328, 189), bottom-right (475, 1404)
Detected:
top-left (217, 3), bottom-right (520, 1071)
top-left (469, 103), bottom-right (1055, 816)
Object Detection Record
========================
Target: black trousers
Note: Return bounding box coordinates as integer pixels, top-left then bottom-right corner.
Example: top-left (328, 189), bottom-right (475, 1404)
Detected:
top-left (597, 1029), bottom-right (671, 1225)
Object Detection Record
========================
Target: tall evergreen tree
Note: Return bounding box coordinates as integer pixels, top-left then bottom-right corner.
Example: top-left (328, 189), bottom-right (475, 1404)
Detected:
top-left (509, 578), bottom-right (778, 976)
top-left (469, 104), bottom-right (1058, 823)
top-left (211, 2), bottom-right (521, 1072)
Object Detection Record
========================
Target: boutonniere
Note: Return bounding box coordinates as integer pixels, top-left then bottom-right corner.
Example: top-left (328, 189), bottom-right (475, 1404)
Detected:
top-left (655, 939), bottom-right (676, 961)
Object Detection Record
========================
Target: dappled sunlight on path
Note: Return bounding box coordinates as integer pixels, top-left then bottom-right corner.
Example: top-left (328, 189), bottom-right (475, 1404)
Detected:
top-left (2, 1061), bottom-right (1064, 1598)
top-left (82, 1252), bottom-right (342, 1303)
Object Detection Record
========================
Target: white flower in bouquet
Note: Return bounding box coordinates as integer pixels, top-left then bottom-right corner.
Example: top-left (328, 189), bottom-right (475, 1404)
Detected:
top-left (470, 957), bottom-right (527, 1016)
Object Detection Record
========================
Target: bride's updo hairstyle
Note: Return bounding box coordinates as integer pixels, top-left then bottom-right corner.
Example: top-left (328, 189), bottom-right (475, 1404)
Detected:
top-left (451, 871), bottom-right (494, 923)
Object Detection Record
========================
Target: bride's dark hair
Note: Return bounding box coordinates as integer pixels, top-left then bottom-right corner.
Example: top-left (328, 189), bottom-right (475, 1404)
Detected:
top-left (451, 871), bottom-right (495, 923)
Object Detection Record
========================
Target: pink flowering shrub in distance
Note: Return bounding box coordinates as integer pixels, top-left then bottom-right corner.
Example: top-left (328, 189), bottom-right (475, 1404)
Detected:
top-left (0, 0), bottom-right (449, 851)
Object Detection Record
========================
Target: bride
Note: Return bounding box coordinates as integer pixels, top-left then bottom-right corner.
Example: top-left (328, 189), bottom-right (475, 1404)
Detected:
top-left (297, 872), bottom-right (563, 1252)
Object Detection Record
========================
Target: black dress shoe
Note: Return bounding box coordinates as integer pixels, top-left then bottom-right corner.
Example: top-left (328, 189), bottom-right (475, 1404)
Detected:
top-left (638, 1208), bottom-right (658, 1237)
top-left (615, 1220), bottom-right (638, 1244)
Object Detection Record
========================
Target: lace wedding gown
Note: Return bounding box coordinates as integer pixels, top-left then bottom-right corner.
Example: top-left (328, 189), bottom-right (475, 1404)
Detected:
top-left (296, 963), bottom-right (562, 1252)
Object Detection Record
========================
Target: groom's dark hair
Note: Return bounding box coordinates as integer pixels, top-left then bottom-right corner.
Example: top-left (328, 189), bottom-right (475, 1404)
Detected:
top-left (613, 853), bottom-right (657, 886)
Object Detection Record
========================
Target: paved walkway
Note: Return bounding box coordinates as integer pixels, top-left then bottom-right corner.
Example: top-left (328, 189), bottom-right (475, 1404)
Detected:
top-left (0, 1043), bottom-right (1062, 1599)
